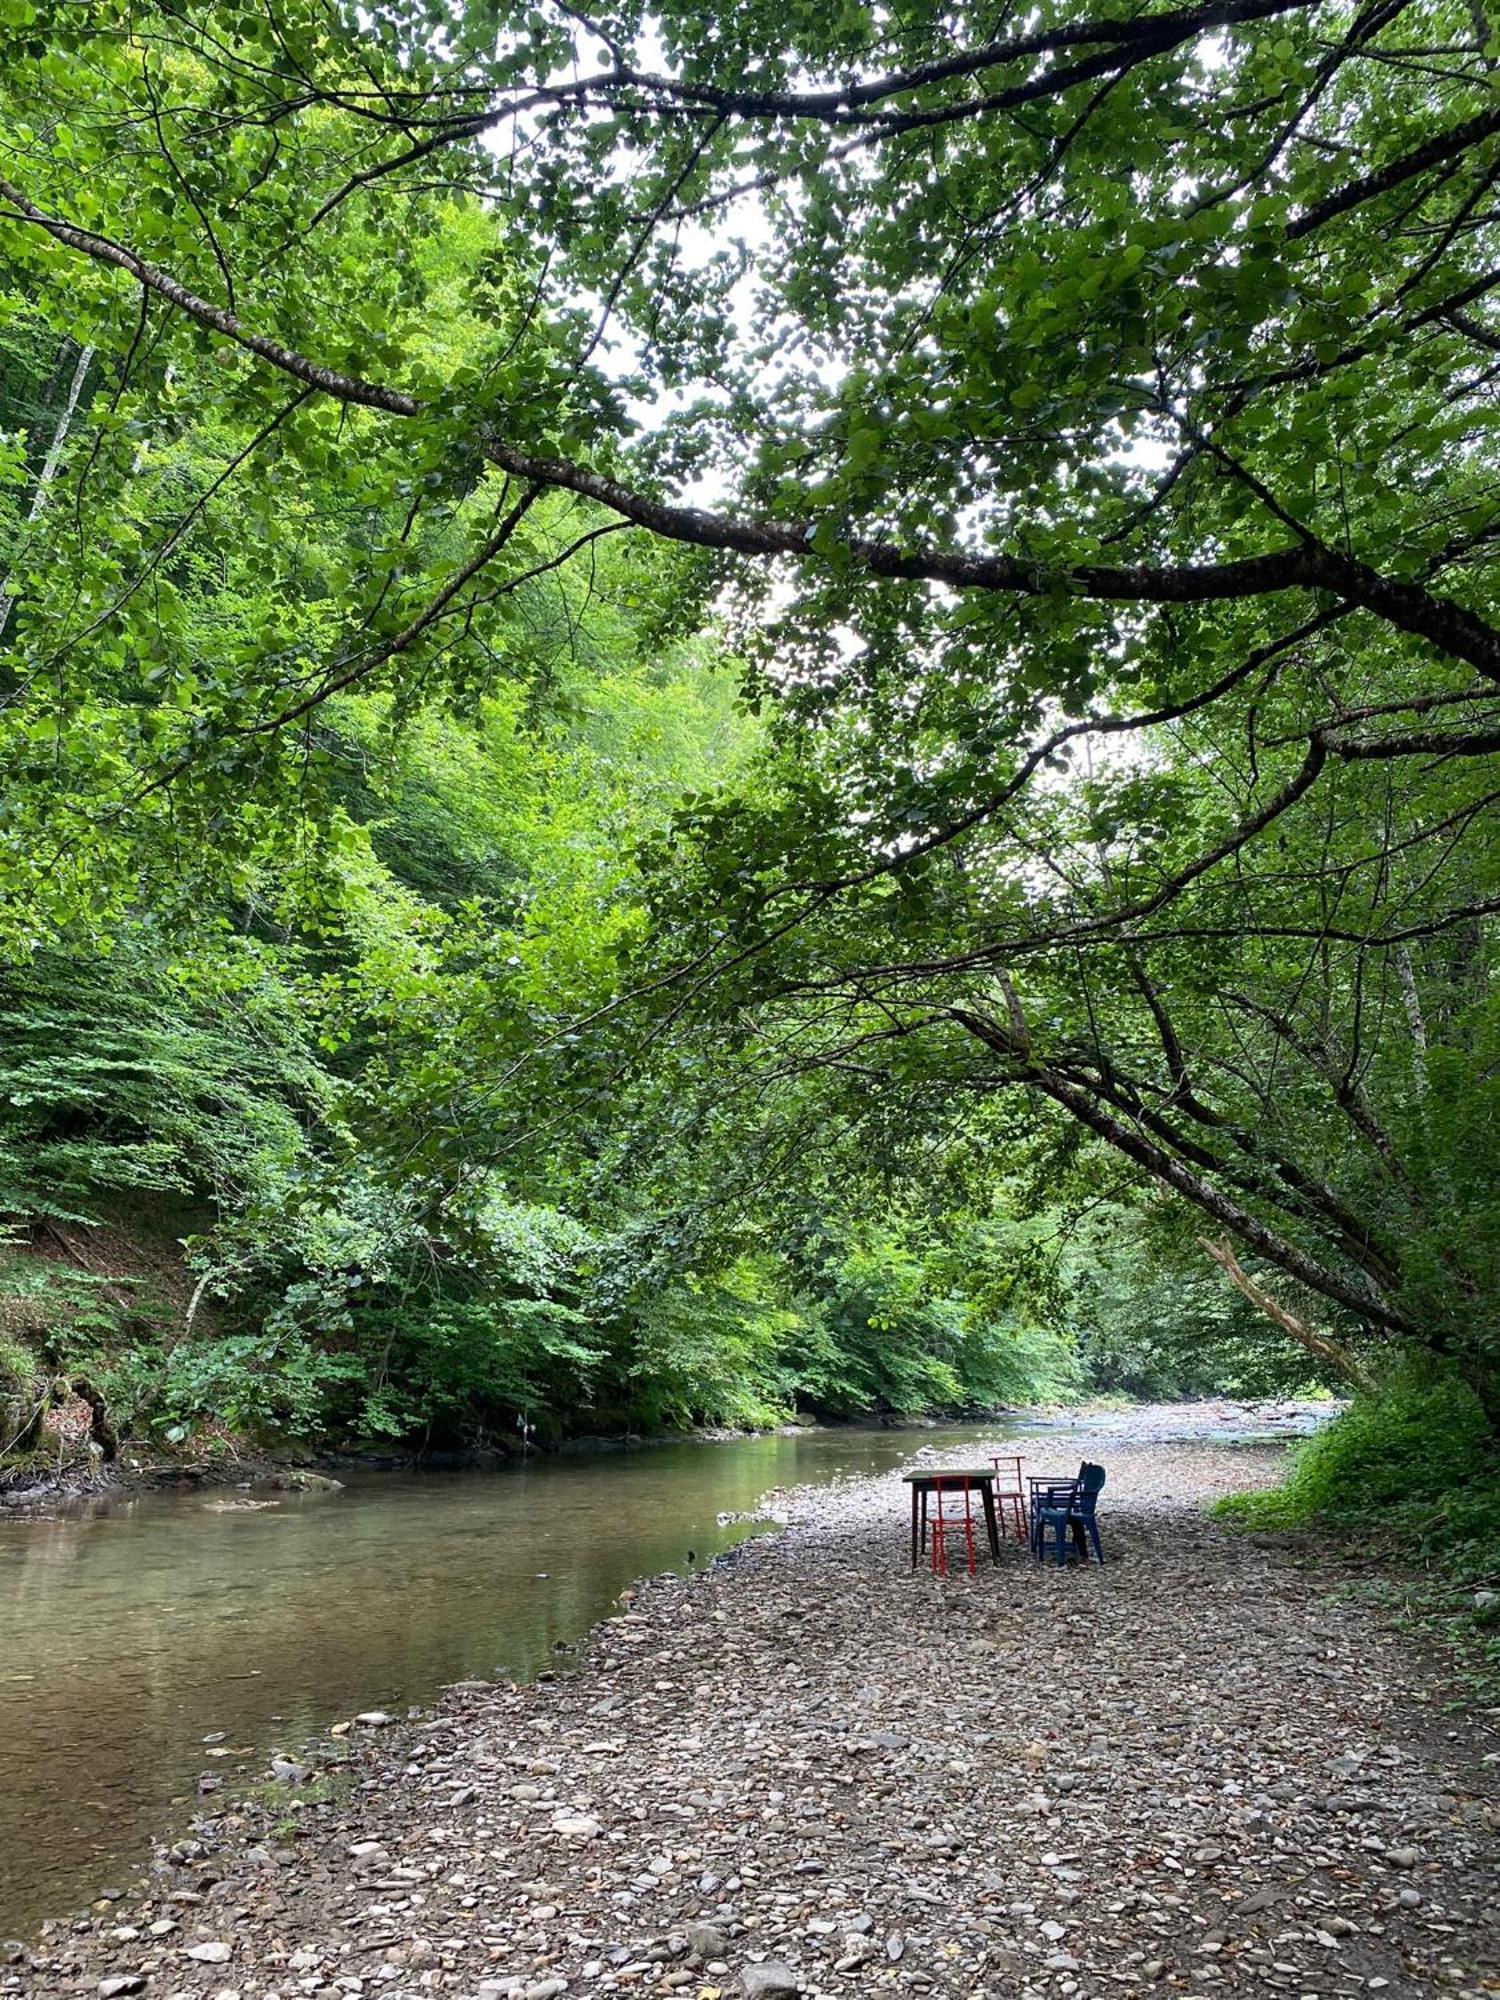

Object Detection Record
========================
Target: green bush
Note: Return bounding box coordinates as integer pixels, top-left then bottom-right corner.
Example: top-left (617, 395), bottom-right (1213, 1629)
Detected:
top-left (1218, 1369), bottom-right (1493, 1528)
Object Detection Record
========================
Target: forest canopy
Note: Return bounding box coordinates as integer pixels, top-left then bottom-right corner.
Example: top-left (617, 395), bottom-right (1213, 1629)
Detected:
top-left (1, 0), bottom-right (1498, 1448)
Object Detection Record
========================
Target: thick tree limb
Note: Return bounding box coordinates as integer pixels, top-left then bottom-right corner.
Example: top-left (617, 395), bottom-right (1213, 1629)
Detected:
top-left (6, 177), bottom-right (1500, 681)
top-left (1197, 1235), bottom-right (1381, 1388)
top-left (949, 1003), bottom-right (1417, 1334)
top-left (1288, 100), bottom-right (1500, 238)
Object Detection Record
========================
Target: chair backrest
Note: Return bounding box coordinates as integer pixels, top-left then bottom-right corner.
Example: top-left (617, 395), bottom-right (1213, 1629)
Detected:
top-left (1072, 1461), bottom-right (1106, 1517)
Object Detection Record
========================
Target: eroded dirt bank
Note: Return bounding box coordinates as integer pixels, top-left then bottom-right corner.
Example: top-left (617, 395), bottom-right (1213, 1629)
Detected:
top-left (11, 1433), bottom-right (1498, 2000)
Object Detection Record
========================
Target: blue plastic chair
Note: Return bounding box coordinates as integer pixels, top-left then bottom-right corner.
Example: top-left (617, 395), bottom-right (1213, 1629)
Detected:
top-left (1030, 1462), bottom-right (1106, 1566)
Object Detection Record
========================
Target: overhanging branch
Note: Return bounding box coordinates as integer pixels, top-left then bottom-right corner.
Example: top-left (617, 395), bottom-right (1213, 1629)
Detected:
top-left (6, 175), bottom-right (1500, 681)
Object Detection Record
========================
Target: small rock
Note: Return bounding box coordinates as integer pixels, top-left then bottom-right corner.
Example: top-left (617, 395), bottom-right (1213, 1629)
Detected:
top-left (1386, 1847), bottom-right (1419, 1869)
top-left (354, 1711), bottom-right (395, 1728)
top-left (185, 1944), bottom-right (233, 1965)
top-left (549, 1814), bottom-right (601, 1839)
top-left (100, 1978), bottom-right (147, 1997)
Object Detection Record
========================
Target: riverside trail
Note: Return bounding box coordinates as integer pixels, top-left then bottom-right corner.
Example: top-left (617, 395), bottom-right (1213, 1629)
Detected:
top-left (10, 1428), bottom-right (1498, 2000)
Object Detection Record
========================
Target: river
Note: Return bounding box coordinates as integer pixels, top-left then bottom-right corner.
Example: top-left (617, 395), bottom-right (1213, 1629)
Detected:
top-left (0, 1423), bottom-right (1033, 1934)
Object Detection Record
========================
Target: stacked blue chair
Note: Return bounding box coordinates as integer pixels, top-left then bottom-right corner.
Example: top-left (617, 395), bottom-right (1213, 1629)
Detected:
top-left (1029, 1461), bottom-right (1106, 1566)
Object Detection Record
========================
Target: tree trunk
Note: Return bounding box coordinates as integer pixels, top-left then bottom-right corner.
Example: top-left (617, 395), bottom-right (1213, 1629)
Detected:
top-left (0, 337), bottom-right (95, 642)
top-left (1392, 947), bottom-right (1428, 1097)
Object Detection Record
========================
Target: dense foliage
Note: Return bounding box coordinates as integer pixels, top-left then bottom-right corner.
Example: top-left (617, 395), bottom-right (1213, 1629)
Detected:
top-left (2, 0), bottom-right (1498, 1455)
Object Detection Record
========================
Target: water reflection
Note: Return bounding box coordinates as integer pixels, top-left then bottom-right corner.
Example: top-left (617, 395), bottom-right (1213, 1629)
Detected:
top-left (0, 1423), bottom-right (1014, 1931)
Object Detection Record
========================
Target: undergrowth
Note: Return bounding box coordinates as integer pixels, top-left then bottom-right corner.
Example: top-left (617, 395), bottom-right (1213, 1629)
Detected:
top-left (1215, 1368), bottom-right (1500, 1704)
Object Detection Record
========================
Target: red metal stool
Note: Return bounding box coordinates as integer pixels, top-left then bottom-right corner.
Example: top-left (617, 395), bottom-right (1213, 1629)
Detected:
top-left (929, 1474), bottom-right (977, 1577)
top-left (990, 1453), bottom-right (1028, 1542)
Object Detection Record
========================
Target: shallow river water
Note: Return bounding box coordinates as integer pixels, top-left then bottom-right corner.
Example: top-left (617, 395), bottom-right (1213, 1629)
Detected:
top-left (0, 1423), bottom-right (1035, 1933)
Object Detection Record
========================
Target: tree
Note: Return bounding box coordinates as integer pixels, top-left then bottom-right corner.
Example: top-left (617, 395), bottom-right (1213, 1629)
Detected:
top-left (2, 0), bottom-right (1499, 1413)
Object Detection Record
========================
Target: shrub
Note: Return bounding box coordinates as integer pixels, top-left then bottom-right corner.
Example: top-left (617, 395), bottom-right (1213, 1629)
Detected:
top-left (1218, 1368), bottom-right (1493, 1529)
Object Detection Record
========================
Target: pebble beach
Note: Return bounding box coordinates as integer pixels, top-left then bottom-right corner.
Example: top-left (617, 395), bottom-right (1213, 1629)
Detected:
top-left (10, 1427), bottom-right (1498, 2000)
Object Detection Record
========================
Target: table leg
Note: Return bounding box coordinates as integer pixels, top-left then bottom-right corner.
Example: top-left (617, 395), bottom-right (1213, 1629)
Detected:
top-left (979, 1482), bottom-right (1001, 1562)
top-left (910, 1483), bottom-right (919, 1568)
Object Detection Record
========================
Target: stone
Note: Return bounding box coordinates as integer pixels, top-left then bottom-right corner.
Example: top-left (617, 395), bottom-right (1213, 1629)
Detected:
top-left (740, 1967), bottom-right (800, 1999)
top-left (13, 1422), bottom-right (1488, 2000)
top-left (1236, 1886), bottom-right (1280, 1914)
top-left (355, 1712), bottom-right (396, 1728)
top-left (1386, 1847), bottom-right (1420, 1869)
top-left (100, 1977), bottom-right (147, 1996)
top-left (185, 1944), bottom-right (233, 1965)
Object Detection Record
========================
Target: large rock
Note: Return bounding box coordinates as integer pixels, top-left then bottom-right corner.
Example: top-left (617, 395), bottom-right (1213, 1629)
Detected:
top-left (740, 1965), bottom-right (801, 1998)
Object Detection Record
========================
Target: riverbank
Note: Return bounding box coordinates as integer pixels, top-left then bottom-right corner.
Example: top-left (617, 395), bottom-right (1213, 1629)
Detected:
top-left (13, 1427), bottom-right (1496, 1999)
top-left (0, 1453), bottom-right (345, 1514)
top-left (0, 1397), bottom-right (1336, 1516)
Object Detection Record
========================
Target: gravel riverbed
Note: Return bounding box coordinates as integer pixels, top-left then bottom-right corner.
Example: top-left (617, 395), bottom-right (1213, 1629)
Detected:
top-left (10, 1431), bottom-right (1498, 2000)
